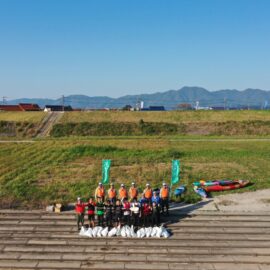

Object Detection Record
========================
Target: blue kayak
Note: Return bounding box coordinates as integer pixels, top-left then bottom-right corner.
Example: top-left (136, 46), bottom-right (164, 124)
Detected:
top-left (174, 186), bottom-right (186, 196)
top-left (194, 187), bottom-right (207, 198)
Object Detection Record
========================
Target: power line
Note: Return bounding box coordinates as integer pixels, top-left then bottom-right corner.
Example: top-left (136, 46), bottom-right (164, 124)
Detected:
top-left (2, 96), bottom-right (8, 105)
top-left (61, 95), bottom-right (65, 111)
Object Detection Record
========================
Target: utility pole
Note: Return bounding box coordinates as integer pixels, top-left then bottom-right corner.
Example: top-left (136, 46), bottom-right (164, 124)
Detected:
top-left (61, 95), bottom-right (65, 112)
top-left (224, 98), bottom-right (227, 110)
top-left (2, 96), bottom-right (7, 105)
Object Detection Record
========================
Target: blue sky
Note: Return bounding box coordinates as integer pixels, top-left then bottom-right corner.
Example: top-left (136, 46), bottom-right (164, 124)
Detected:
top-left (0, 0), bottom-right (270, 98)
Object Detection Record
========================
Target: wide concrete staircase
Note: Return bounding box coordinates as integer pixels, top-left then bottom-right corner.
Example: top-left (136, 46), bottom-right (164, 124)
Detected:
top-left (36, 112), bottom-right (63, 138)
top-left (0, 206), bottom-right (270, 270)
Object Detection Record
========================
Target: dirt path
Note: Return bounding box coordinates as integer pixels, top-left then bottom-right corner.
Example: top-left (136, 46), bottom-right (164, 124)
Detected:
top-left (196, 189), bottom-right (270, 212)
top-left (35, 112), bottom-right (63, 138)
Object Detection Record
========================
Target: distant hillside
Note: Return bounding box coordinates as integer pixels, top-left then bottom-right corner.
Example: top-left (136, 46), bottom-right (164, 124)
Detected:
top-left (7, 87), bottom-right (270, 109)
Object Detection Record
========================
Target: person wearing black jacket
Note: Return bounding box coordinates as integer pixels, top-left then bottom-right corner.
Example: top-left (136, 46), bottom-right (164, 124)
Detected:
top-left (105, 199), bottom-right (113, 228)
top-left (114, 199), bottom-right (122, 227)
top-left (96, 197), bottom-right (105, 227)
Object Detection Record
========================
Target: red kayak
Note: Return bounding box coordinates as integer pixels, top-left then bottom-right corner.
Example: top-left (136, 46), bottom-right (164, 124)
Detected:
top-left (204, 180), bottom-right (249, 192)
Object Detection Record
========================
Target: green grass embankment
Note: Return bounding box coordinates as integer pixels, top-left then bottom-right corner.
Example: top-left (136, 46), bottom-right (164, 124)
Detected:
top-left (0, 138), bottom-right (269, 208)
top-left (50, 120), bottom-right (270, 137)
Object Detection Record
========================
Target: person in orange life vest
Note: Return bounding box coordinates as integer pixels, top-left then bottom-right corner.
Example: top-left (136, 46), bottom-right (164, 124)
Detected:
top-left (119, 184), bottom-right (128, 201)
top-left (107, 183), bottom-right (117, 204)
top-left (129, 182), bottom-right (138, 201)
top-left (160, 182), bottom-right (170, 216)
top-left (143, 183), bottom-right (153, 202)
top-left (95, 182), bottom-right (105, 202)
top-left (86, 197), bottom-right (96, 228)
top-left (75, 197), bottom-right (86, 230)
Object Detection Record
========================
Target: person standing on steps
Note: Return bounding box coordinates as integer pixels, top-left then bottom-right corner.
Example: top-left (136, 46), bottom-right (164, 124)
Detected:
top-left (122, 198), bottom-right (131, 226)
top-left (160, 182), bottom-right (170, 216)
top-left (119, 184), bottom-right (128, 201)
top-left (105, 199), bottom-right (114, 228)
top-left (151, 201), bottom-right (160, 226)
top-left (75, 197), bottom-right (85, 230)
top-left (142, 200), bottom-right (152, 227)
top-left (96, 197), bottom-right (105, 226)
top-left (108, 183), bottom-right (117, 204)
top-left (114, 199), bottom-right (122, 227)
top-left (151, 191), bottom-right (161, 224)
top-left (86, 197), bottom-right (96, 228)
top-left (95, 182), bottom-right (105, 202)
top-left (129, 182), bottom-right (138, 201)
top-left (130, 198), bottom-right (141, 228)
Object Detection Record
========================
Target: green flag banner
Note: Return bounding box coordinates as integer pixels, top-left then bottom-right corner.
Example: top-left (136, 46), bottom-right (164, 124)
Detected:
top-left (102, 159), bottom-right (111, 184)
top-left (171, 160), bottom-right (180, 185)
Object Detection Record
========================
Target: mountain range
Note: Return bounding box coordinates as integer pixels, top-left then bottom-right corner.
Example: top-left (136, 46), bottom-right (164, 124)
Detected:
top-left (7, 87), bottom-right (270, 109)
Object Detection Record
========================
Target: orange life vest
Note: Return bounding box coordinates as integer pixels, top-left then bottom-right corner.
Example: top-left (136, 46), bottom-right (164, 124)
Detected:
top-left (129, 187), bottom-right (138, 198)
top-left (96, 186), bottom-right (105, 197)
top-left (119, 188), bottom-right (128, 199)
top-left (160, 187), bottom-right (169, 198)
top-left (144, 188), bottom-right (152, 199)
top-left (108, 188), bottom-right (116, 199)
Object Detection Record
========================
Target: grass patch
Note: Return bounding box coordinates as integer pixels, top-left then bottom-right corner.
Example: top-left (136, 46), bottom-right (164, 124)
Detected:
top-left (0, 137), bottom-right (270, 208)
top-left (60, 110), bottom-right (270, 124)
top-left (0, 112), bottom-right (46, 123)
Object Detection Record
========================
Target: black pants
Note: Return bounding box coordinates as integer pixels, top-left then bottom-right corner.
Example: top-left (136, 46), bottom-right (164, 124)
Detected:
top-left (143, 215), bottom-right (151, 227)
top-left (152, 213), bottom-right (160, 226)
top-left (105, 215), bottom-right (113, 227)
top-left (161, 198), bottom-right (169, 214)
top-left (131, 213), bottom-right (140, 227)
top-left (123, 214), bottom-right (130, 226)
top-left (76, 213), bottom-right (84, 229)
top-left (97, 215), bottom-right (104, 226)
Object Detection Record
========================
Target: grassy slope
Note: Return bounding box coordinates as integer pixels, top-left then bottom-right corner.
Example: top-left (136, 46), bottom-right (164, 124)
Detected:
top-left (60, 110), bottom-right (270, 123)
top-left (1, 110), bottom-right (270, 208)
top-left (0, 112), bottom-right (46, 123)
top-left (0, 137), bottom-right (269, 208)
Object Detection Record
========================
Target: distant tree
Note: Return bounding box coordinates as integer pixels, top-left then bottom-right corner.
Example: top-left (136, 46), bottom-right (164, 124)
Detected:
top-left (122, 105), bottom-right (133, 111)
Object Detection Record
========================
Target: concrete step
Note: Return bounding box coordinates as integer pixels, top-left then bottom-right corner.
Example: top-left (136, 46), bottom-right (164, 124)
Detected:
top-left (1, 239), bottom-right (270, 248)
top-left (2, 247), bottom-right (270, 256)
top-left (0, 254), bottom-right (270, 264)
top-left (2, 226), bottom-right (270, 235)
top-left (0, 260), bottom-right (267, 270)
top-left (2, 219), bottom-right (270, 227)
top-left (3, 213), bottom-right (270, 222)
top-left (1, 210), bottom-right (270, 269)
top-left (2, 232), bottom-right (270, 241)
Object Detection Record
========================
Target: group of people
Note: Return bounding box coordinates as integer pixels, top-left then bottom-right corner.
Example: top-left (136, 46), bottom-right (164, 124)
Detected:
top-left (75, 182), bottom-right (170, 230)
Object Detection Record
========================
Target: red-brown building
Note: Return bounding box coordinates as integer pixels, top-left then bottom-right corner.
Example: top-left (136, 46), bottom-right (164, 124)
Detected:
top-left (0, 103), bottom-right (41, 112)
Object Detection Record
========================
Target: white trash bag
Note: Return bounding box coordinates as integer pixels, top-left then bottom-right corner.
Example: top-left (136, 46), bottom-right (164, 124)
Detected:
top-left (156, 226), bottom-right (163, 238)
top-left (79, 226), bottom-right (87, 236)
top-left (97, 226), bottom-right (103, 237)
top-left (161, 227), bottom-right (170, 238)
top-left (140, 227), bottom-right (146, 238)
top-left (130, 225), bottom-right (136, 238)
top-left (101, 227), bottom-right (109, 237)
top-left (92, 227), bottom-right (98, 237)
top-left (125, 226), bottom-right (131, 238)
top-left (151, 226), bottom-right (158, 237)
top-left (120, 226), bottom-right (127, 237)
top-left (85, 227), bottom-right (93, 238)
top-left (116, 225), bottom-right (121, 236)
top-left (145, 227), bottom-right (152, 238)
top-left (108, 227), bottom-right (117, 237)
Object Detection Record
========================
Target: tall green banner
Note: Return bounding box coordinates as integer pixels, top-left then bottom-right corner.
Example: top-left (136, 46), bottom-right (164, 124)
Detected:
top-left (171, 160), bottom-right (180, 185)
top-left (102, 159), bottom-right (111, 184)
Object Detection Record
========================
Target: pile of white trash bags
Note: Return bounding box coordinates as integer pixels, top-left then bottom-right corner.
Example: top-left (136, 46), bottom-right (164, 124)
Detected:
top-left (79, 225), bottom-right (170, 238)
